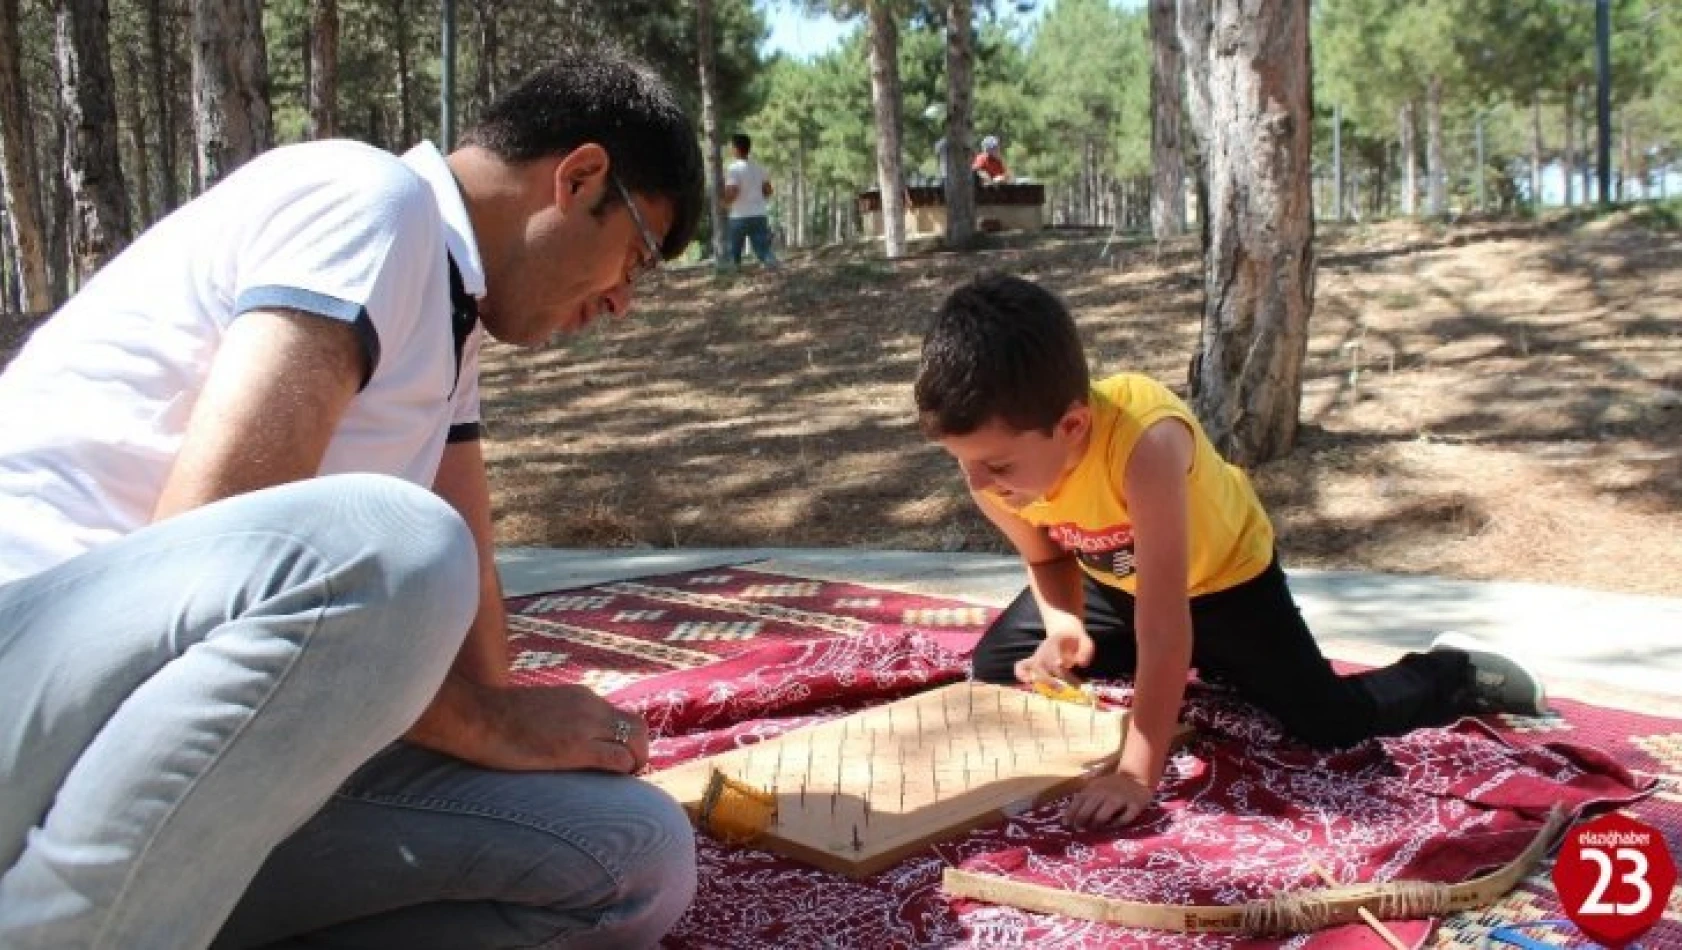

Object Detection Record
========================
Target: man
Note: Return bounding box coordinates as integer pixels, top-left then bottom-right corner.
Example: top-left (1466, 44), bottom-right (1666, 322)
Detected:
top-left (723, 133), bottom-right (778, 269)
top-left (0, 53), bottom-right (704, 949)
top-left (972, 135), bottom-right (1009, 185)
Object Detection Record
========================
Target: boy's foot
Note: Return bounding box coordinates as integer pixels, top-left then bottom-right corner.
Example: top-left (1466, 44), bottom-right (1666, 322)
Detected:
top-left (1429, 631), bottom-right (1549, 716)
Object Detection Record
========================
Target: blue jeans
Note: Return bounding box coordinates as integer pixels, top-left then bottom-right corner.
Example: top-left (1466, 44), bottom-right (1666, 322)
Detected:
top-left (0, 475), bottom-right (696, 949)
top-left (726, 215), bottom-right (777, 267)
top-left (213, 744), bottom-right (697, 950)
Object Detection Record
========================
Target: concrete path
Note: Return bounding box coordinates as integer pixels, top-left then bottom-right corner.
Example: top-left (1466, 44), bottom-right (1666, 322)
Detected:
top-left (497, 547), bottom-right (1682, 716)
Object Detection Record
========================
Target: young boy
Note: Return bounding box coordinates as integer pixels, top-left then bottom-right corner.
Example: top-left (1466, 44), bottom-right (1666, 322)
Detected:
top-left (914, 273), bottom-right (1547, 831)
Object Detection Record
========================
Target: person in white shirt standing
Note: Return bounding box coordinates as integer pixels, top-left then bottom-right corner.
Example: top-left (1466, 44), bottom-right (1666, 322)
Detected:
top-left (723, 133), bottom-right (778, 269)
top-left (0, 52), bottom-right (704, 950)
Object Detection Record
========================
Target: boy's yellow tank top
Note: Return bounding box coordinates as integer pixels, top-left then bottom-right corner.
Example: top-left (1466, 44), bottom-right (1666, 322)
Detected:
top-left (1011, 374), bottom-right (1275, 596)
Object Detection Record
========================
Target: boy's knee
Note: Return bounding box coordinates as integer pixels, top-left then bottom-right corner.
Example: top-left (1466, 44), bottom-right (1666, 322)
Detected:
top-left (969, 646), bottom-right (1020, 685)
top-left (1278, 710), bottom-right (1369, 750)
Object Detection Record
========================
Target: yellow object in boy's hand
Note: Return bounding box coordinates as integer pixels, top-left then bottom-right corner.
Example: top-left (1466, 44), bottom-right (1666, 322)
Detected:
top-left (1031, 679), bottom-right (1095, 706)
top-left (1014, 628), bottom-right (1096, 688)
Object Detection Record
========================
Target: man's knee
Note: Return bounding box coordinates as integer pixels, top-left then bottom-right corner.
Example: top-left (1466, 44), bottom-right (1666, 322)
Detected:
top-left (264, 475), bottom-right (477, 732)
top-left (591, 782), bottom-right (697, 947)
top-left (516, 778), bottom-right (697, 948)
top-left (304, 474), bottom-right (477, 646)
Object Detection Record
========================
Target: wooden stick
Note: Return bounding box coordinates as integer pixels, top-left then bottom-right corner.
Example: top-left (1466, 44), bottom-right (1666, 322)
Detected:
top-left (1309, 864), bottom-right (1409, 950)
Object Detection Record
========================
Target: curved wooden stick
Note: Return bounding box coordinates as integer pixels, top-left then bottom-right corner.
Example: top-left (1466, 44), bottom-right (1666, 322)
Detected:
top-left (942, 804), bottom-right (1569, 935)
top-left (1310, 862), bottom-right (1409, 950)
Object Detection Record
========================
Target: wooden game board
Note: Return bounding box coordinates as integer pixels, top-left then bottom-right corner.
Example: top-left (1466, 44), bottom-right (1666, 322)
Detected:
top-left (648, 681), bottom-right (1129, 878)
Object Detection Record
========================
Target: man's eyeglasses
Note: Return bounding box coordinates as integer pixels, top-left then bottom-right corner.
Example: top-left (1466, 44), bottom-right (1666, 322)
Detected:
top-left (611, 173), bottom-right (662, 285)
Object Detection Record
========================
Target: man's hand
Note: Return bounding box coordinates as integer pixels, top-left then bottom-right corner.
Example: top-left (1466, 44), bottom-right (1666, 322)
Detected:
top-left (1014, 626), bottom-right (1094, 687)
top-left (1065, 769), bottom-right (1154, 830)
top-left (411, 680), bottom-right (650, 775)
top-left (481, 684), bottom-right (650, 773)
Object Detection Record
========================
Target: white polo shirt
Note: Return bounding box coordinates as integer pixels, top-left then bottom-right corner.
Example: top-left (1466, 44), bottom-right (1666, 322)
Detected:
top-left (0, 139), bottom-right (486, 584)
top-left (725, 158), bottom-right (770, 219)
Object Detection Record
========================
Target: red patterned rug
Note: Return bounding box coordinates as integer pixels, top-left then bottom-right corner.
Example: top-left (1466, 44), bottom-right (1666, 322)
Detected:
top-left (505, 567), bottom-right (1678, 950)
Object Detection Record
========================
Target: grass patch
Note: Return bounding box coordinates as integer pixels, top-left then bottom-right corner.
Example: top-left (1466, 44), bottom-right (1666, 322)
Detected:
top-left (831, 260), bottom-right (894, 284)
top-left (1629, 199), bottom-right (1681, 232)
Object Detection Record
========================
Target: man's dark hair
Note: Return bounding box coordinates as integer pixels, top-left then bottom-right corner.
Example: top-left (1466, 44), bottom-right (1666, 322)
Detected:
top-left (731, 133), bottom-right (752, 155)
top-left (914, 273), bottom-right (1090, 438)
top-left (460, 50), bottom-right (704, 260)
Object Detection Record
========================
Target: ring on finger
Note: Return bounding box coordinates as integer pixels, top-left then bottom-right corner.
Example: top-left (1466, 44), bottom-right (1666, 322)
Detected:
top-left (611, 718), bottom-right (633, 746)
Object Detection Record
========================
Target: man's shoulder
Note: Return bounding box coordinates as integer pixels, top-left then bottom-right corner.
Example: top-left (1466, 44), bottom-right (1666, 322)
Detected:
top-left (250, 140), bottom-right (434, 213)
top-left (256, 139), bottom-right (409, 179)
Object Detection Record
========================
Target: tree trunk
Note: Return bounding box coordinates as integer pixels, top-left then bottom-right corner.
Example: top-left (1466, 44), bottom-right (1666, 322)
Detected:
top-left (1374, 148), bottom-right (1387, 217)
top-left (1184, 0), bottom-right (1314, 467)
top-left (472, 0), bottom-right (497, 121)
top-left (1330, 102), bottom-right (1341, 222)
top-left (1092, 144), bottom-right (1102, 224)
top-left (46, 112), bottom-right (71, 300)
top-left (57, 0), bottom-right (133, 281)
top-left (1177, 0), bottom-right (1212, 253)
top-left (125, 48), bottom-right (152, 227)
top-left (1149, 0), bottom-right (1185, 238)
top-left (1398, 101), bottom-right (1416, 215)
top-left (793, 138), bottom-right (806, 247)
top-left (1577, 86), bottom-right (1591, 203)
top-left (390, 0), bottom-right (412, 145)
top-left (307, 0), bottom-right (337, 138)
top-left (1563, 83), bottom-right (1576, 206)
top-left (1346, 157), bottom-right (1359, 222)
top-left (1530, 93), bottom-right (1543, 207)
top-left (1473, 113), bottom-right (1485, 211)
top-left (695, 0), bottom-right (727, 265)
top-left (1618, 111), bottom-right (1630, 200)
top-left (1425, 75), bottom-right (1445, 216)
top-left (865, 0), bottom-right (906, 258)
top-left (942, 0), bottom-right (975, 249)
top-left (1, 222), bottom-right (12, 311)
top-left (192, 0), bottom-right (271, 187)
top-left (144, 0), bottom-right (176, 213)
top-left (0, 0), bottom-right (52, 312)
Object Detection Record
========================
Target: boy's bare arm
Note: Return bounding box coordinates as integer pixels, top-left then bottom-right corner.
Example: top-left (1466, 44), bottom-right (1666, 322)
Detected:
top-left (1063, 418), bottom-right (1196, 829)
top-left (1118, 418), bottom-right (1196, 788)
top-left (972, 489), bottom-right (1088, 670)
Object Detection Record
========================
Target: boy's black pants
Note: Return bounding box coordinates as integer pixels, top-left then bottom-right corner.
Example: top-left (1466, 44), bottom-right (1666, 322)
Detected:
top-left (971, 557), bottom-right (1470, 749)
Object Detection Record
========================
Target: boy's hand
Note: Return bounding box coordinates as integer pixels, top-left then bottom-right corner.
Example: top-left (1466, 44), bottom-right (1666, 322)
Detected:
top-left (1065, 770), bottom-right (1154, 829)
top-left (1014, 627), bottom-right (1094, 687)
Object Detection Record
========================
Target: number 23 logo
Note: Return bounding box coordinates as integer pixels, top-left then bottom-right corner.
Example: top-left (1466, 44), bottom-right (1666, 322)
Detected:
top-left (1578, 847), bottom-right (1653, 915)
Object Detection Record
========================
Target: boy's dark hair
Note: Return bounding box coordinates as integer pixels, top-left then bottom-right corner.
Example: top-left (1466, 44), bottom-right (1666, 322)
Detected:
top-left (460, 51), bottom-right (704, 260)
top-left (731, 133), bottom-right (752, 154)
top-left (915, 273), bottom-right (1090, 437)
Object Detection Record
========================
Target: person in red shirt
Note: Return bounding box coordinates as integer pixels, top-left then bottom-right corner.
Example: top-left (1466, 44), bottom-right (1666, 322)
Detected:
top-left (972, 135), bottom-right (1009, 185)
